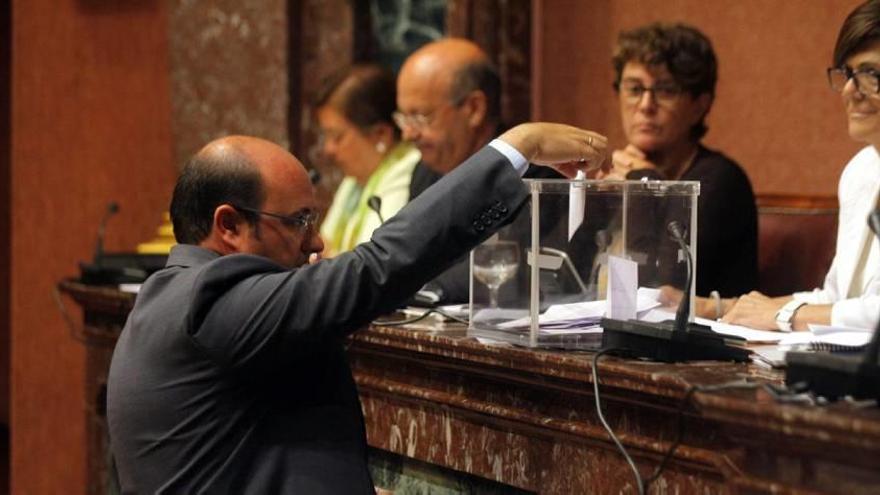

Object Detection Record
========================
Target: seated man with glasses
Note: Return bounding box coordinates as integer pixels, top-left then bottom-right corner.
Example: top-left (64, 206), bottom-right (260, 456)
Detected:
top-left (580, 22), bottom-right (758, 312)
top-left (395, 38), bottom-right (566, 303)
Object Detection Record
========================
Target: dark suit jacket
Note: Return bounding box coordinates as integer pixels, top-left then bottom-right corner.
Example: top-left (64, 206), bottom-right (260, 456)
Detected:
top-left (409, 160), bottom-right (564, 303)
top-left (107, 146), bottom-right (529, 494)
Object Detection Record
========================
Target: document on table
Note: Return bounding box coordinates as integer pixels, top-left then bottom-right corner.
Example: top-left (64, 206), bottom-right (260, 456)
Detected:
top-left (693, 317), bottom-right (789, 343)
top-left (752, 324), bottom-right (873, 367)
top-left (778, 324), bottom-right (873, 349)
top-left (607, 256), bottom-right (638, 320)
top-left (494, 288), bottom-right (661, 334)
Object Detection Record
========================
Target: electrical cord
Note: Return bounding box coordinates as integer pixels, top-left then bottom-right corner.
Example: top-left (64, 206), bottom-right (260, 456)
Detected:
top-left (373, 306), bottom-right (469, 326)
top-left (52, 285), bottom-right (91, 346)
top-left (591, 348), bottom-right (646, 494)
top-left (591, 349), bottom-right (762, 494)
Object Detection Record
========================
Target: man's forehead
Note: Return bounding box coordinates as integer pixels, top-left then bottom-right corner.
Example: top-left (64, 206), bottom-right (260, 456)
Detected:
top-left (398, 63), bottom-right (453, 107)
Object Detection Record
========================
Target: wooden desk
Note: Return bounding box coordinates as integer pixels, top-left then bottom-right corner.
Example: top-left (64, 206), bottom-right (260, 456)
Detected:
top-left (59, 281), bottom-right (880, 494)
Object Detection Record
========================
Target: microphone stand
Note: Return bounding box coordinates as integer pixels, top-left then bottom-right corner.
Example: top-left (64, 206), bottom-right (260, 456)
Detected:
top-left (367, 196), bottom-right (385, 224)
top-left (783, 210), bottom-right (880, 401)
top-left (600, 221), bottom-right (749, 362)
top-left (93, 201), bottom-right (120, 265)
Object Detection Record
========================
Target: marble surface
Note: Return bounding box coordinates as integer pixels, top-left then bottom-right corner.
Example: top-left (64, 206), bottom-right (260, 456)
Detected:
top-left (350, 324), bottom-right (880, 494)
top-left (168, 0), bottom-right (289, 167)
top-left (60, 281), bottom-right (880, 494)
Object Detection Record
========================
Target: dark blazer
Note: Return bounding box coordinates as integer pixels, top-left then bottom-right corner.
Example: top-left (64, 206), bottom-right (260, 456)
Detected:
top-left (107, 146), bottom-right (530, 494)
top-left (409, 160), bottom-right (565, 303)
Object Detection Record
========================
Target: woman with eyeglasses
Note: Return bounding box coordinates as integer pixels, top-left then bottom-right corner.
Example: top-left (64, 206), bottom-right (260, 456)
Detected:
top-left (316, 64), bottom-right (420, 257)
top-left (723, 0), bottom-right (880, 331)
top-left (590, 23), bottom-right (758, 304)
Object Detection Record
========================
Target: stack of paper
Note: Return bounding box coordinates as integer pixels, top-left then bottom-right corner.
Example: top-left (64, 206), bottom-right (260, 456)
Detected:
top-left (489, 294), bottom-right (661, 335)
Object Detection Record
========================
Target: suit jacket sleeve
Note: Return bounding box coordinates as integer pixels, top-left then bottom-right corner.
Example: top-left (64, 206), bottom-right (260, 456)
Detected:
top-left (188, 146), bottom-right (530, 372)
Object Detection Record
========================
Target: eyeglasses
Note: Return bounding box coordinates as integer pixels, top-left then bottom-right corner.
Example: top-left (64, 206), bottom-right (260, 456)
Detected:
top-left (392, 97), bottom-right (465, 131)
top-left (392, 109), bottom-right (436, 131)
top-left (616, 81), bottom-right (684, 106)
top-left (827, 66), bottom-right (880, 95)
top-left (232, 204), bottom-right (320, 231)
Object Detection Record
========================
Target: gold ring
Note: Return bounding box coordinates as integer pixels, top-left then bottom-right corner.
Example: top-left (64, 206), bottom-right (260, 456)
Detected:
top-left (588, 136), bottom-right (593, 147)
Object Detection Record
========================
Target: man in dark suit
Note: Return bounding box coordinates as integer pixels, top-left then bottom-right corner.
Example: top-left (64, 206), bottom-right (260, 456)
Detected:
top-left (396, 38), bottom-right (503, 201)
top-left (106, 124), bottom-right (605, 493)
top-left (396, 38), bottom-right (563, 302)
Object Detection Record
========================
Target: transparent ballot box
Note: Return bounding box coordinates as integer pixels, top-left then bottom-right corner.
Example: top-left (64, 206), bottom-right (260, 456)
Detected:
top-left (468, 179), bottom-right (699, 349)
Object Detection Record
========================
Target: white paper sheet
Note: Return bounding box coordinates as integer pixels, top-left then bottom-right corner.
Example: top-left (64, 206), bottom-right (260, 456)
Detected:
top-left (607, 256), bottom-right (638, 320)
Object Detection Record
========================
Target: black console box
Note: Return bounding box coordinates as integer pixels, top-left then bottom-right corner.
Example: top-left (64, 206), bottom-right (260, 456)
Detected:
top-left (79, 253), bottom-right (168, 285)
top-left (601, 318), bottom-right (750, 363)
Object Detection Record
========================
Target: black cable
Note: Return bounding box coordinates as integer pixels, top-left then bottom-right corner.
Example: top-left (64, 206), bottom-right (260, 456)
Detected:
top-left (373, 309), bottom-right (436, 326)
top-left (432, 306), bottom-right (470, 325)
top-left (592, 348), bottom-right (645, 495)
top-left (52, 285), bottom-right (92, 346)
top-left (373, 304), bottom-right (471, 326)
top-left (592, 349), bottom-right (761, 494)
top-left (373, 307), bottom-right (470, 327)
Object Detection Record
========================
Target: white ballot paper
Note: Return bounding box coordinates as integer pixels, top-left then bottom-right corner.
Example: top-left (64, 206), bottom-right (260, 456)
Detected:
top-left (607, 255), bottom-right (638, 320)
top-left (568, 171), bottom-right (586, 240)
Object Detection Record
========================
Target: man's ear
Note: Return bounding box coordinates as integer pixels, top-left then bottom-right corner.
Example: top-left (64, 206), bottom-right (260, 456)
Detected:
top-left (462, 90), bottom-right (488, 128)
top-left (212, 204), bottom-right (249, 253)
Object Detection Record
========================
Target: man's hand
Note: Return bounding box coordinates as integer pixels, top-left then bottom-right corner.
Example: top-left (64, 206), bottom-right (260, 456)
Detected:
top-left (499, 123), bottom-right (607, 177)
top-left (598, 145), bottom-right (658, 180)
top-left (721, 291), bottom-right (785, 331)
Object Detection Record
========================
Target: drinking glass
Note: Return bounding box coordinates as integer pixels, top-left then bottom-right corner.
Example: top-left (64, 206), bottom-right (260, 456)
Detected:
top-left (473, 240), bottom-right (520, 308)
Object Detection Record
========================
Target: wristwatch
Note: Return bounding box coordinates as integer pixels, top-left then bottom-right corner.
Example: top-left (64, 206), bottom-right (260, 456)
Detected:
top-left (775, 300), bottom-right (807, 332)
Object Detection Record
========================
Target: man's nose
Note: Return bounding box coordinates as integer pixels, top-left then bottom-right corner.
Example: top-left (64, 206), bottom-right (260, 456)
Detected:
top-left (307, 231), bottom-right (325, 256)
top-left (401, 124), bottom-right (420, 142)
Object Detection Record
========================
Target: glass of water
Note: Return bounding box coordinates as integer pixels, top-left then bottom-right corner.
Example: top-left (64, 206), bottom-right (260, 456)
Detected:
top-left (473, 240), bottom-right (520, 308)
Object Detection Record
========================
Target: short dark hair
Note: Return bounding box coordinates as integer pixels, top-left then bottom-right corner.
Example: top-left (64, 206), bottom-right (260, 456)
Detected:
top-left (612, 22), bottom-right (717, 140)
top-left (449, 59), bottom-right (502, 124)
top-left (169, 147), bottom-right (264, 245)
top-left (833, 0), bottom-right (880, 67)
top-left (315, 64), bottom-right (400, 139)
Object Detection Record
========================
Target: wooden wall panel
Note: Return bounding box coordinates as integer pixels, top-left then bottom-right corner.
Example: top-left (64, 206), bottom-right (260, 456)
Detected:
top-left (11, 0), bottom-right (175, 491)
top-left (0, 0), bottom-right (10, 433)
top-left (534, 0), bottom-right (865, 196)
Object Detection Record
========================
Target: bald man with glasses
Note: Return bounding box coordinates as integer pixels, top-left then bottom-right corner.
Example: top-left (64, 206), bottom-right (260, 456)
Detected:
top-left (395, 38), bottom-right (566, 303)
top-left (107, 125), bottom-right (606, 494)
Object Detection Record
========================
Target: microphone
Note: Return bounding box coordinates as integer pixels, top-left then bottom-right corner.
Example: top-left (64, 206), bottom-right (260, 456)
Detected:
top-left (784, 209), bottom-right (880, 400)
top-left (367, 196), bottom-right (384, 223)
top-left (80, 200), bottom-right (150, 285)
top-left (867, 209), bottom-right (880, 364)
top-left (599, 220), bottom-right (749, 362)
top-left (94, 201), bottom-right (120, 265)
top-left (667, 221), bottom-right (692, 333)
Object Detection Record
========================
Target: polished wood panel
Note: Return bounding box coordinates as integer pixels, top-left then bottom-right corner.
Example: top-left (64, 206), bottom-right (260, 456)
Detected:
top-left (11, 1), bottom-right (175, 492)
top-left (0, 0), bottom-right (11, 433)
top-left (756, 194), bottom-right (838, 296)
